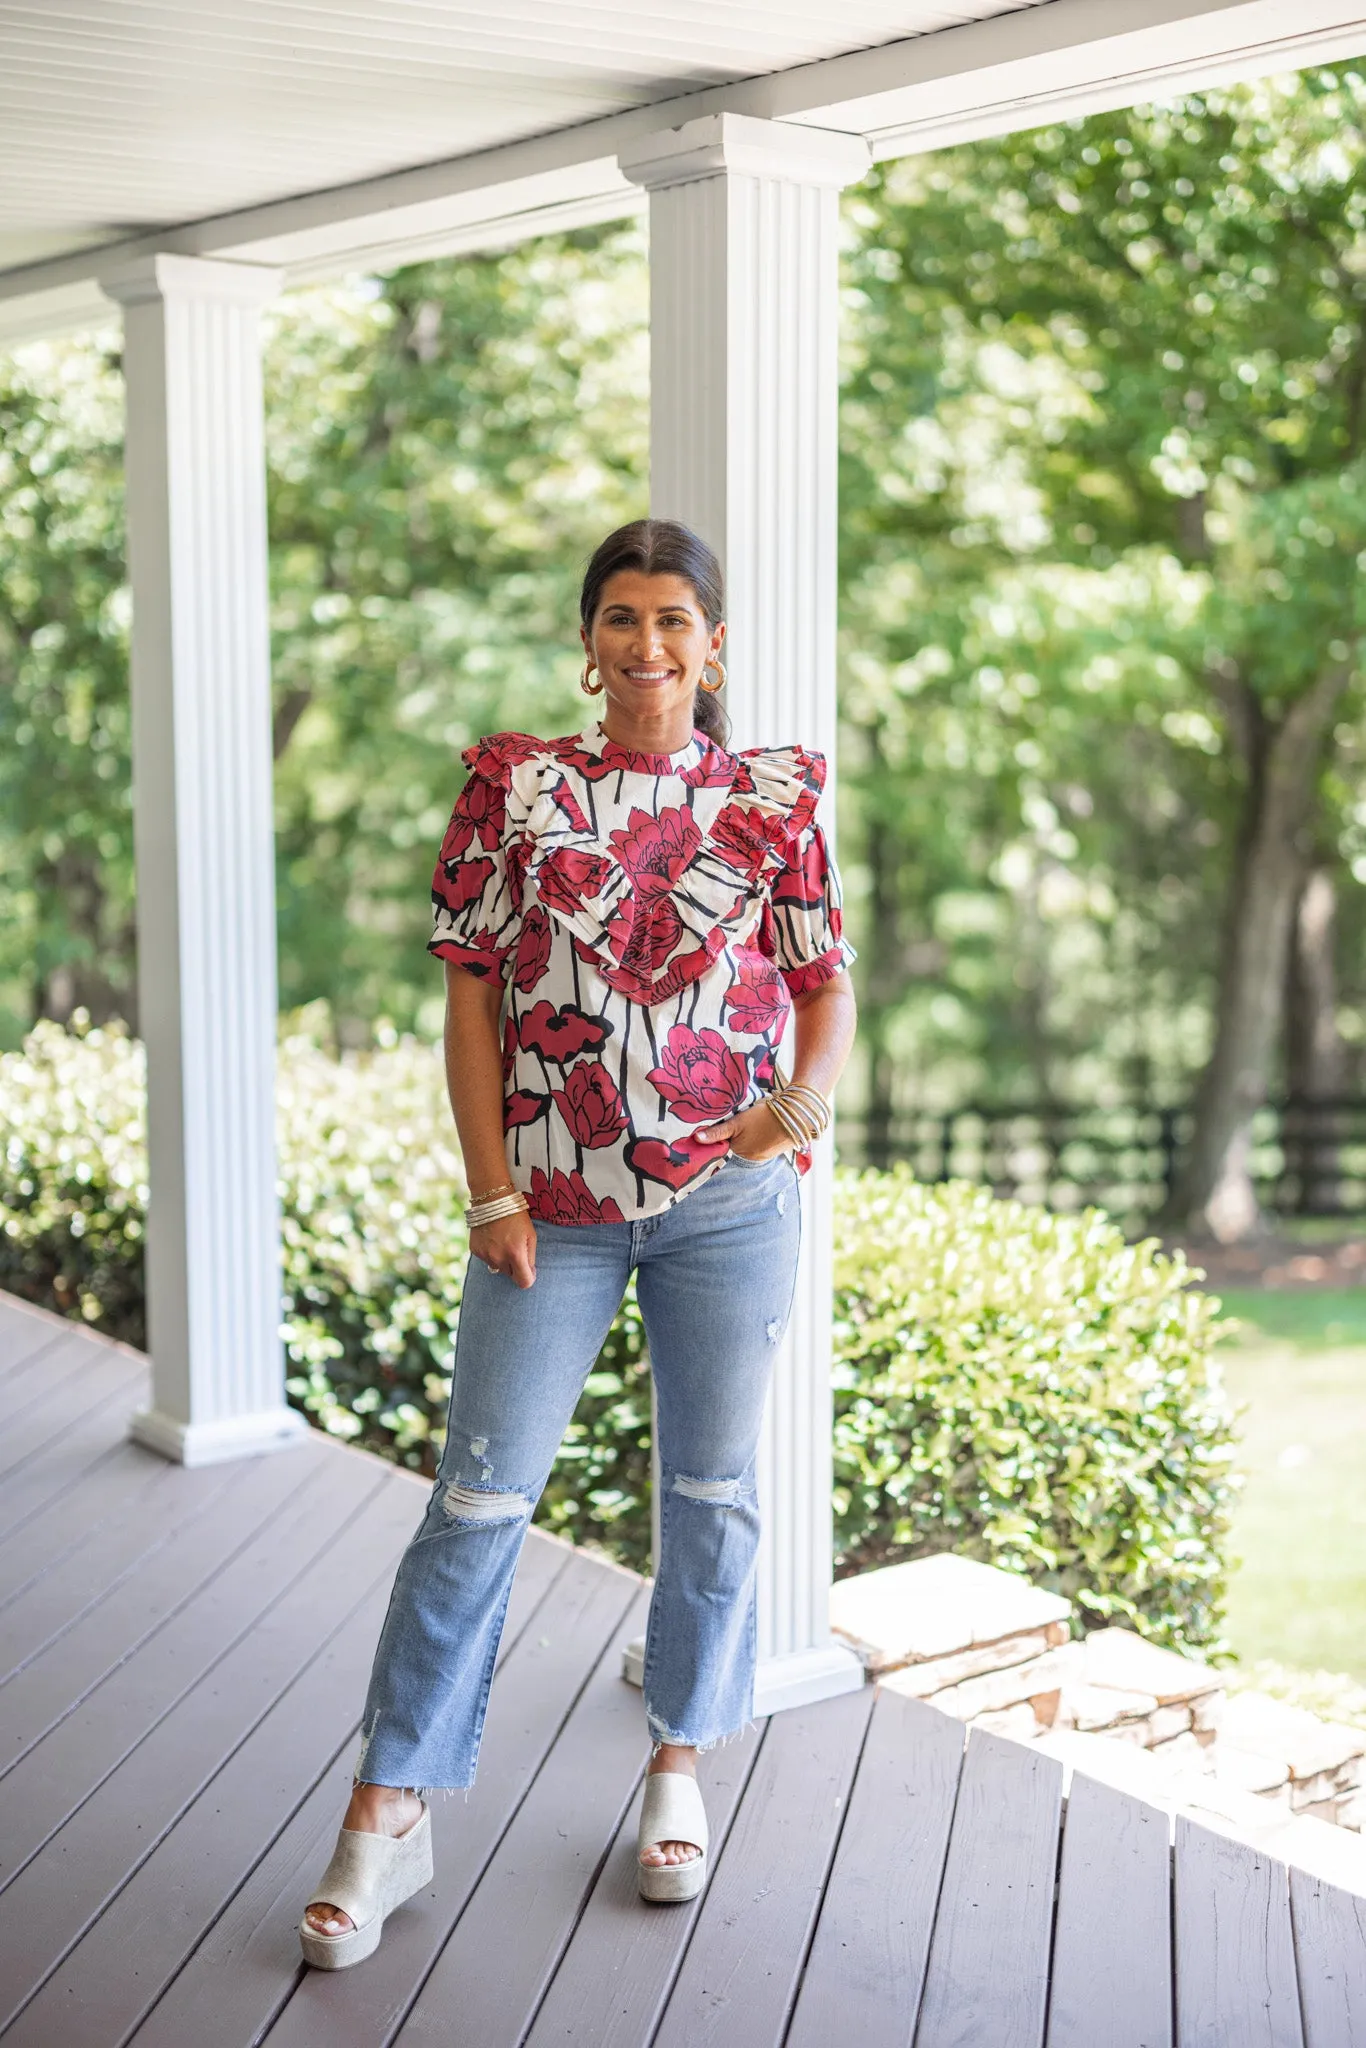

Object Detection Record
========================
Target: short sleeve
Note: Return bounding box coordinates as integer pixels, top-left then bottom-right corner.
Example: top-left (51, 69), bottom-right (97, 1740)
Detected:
top-left (763, 818), bottom-right (857, 995)
top-left (429, 768), bottom-right (517, 983)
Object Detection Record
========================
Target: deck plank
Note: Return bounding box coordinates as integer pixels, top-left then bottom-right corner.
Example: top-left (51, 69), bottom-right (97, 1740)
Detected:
top-left (261, 1548), bottom-right (643, 2048)
top-left (0, 1392), bottom-right (149, 1546)
top-left (127, 1527), bottom-right (573, 2048)
top-left (0, 1339), bottom-right (144, 1480)
top-left (5, 1565), bottom-right (413, 2047)
top-left (1047, 1773), bottom-right (1172, 2048)
top-left (0, 1449), bottom-right (378, 1892)
top-left (0, 1296), bottom-right (62, 1365)
top-left (395, 1585), bottom-right (653, 2046)
top-left (0, 1447), bottom-right (340, 1785)
top-left (0, 1464), bottom-right (420, 2031)
top-left (650, 1685), bottom-right (875, 2048)
top-left (0, 1309), bottom-right (72, 1381)
top-left (522, 1722), bottom-right (765, 2048)
top-left (0, 1448), bottom-right (245, 1676)
top-left (0, 1437), bottom-right (166, 1564)
top-left (1292, 1869), bottom-right (1366, 2048)
top-left (786, 1690), bottom-right (965, 2048)
top-left (0, 1328), bottom-right (124, 1432)
top-left (913, 1729), bottom-right (1064, 2048)
top-left (1174, 1816), bottom-right (1303, 2048)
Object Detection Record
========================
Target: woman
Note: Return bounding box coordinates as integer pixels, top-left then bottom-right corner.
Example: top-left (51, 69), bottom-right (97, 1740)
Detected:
top-left (300, 519), bottom-right (856, 1969)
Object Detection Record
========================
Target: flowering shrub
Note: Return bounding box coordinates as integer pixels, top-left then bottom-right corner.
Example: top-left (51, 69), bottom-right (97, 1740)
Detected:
top-left (0, 1019), bottom-right (1239, 1648)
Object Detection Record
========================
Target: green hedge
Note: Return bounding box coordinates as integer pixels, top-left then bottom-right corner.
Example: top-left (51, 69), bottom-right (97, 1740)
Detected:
top-left (0, 1016), bottom-right (1239, 1649)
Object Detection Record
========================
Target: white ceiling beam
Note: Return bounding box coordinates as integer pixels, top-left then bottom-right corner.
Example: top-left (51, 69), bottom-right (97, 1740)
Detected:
top-left (1, 0), bottom-right (1364, 345)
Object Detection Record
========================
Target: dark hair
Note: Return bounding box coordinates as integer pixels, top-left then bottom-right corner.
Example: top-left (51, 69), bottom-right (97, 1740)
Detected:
top-left (579, 519), bottom-right (730, 746)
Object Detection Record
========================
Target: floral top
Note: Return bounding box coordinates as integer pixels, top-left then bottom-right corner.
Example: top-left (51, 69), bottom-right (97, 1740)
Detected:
top-left (429, 719), bottom-right (855, 1224)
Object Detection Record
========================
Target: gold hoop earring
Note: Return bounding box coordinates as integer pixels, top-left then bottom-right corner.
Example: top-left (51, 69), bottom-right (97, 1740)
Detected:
top-left (700, 656), bottom-right (727, 694)
top-left (580, 659), bottom-right (604, 697)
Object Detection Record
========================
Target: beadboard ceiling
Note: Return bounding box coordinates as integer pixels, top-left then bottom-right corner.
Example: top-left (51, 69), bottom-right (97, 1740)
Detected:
top-left (0, 0), bottom-right (1052, 272)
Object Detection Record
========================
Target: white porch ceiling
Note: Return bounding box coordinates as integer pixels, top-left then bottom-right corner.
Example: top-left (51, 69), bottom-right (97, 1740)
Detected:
top-left (0, 0), bottom-right (1048, 274)
top-left (2, 0), bottom-right (1366, 343)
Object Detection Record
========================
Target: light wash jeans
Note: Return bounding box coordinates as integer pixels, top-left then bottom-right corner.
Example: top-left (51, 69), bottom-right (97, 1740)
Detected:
top-left (356, 1150), bottom-right (802, 1790)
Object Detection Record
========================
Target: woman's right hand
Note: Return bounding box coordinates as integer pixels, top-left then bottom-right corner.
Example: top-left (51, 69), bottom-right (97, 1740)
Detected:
top-left (470, 1211), bottom-right (538, 1290)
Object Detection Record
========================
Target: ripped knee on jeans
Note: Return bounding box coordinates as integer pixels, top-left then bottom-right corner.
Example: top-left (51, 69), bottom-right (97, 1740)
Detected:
top-left (441, 1481), bottom-right (530, 1528)
top-left (671, 1473), bottom-right (745, 1507)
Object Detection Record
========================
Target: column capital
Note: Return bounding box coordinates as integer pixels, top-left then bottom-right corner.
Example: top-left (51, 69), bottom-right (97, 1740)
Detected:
top-left (98, 251), bottom-right (284, 312)
top-left (620, 112), bottom-right (869, 194)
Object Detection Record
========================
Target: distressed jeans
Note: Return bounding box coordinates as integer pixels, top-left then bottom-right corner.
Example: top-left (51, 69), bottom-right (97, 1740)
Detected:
top-left (355, 1150), bottom-right (802, 1790)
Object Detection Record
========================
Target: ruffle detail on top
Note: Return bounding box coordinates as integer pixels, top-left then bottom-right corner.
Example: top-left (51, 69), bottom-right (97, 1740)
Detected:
top-left (500, 735), bottom-right (827, 1006)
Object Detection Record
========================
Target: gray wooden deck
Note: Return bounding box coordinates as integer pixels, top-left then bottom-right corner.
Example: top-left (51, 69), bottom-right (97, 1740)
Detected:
top-left (2, 1287), bottom-right (1366, 2048)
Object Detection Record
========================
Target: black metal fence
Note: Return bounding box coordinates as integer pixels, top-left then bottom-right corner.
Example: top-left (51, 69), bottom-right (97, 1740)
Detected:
top-left (835, 1097), bottom-right (1366, 1227)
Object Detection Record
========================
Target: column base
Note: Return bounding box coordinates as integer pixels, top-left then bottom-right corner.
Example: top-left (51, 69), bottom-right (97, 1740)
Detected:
top-left (129, 1403), bottom-right (311, 1467)
top-left (620, 1636), bottom-right (866, 1716)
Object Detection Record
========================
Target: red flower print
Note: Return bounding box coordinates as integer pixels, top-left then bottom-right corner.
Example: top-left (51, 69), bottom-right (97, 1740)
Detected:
top-left (625, 1133), bottom-right (728, 1190)
top-left (518, 1001), bottom-right (612, 1065)
top-left (551, 738), bottom-right (619, 783)
top-left (647, 1024), bottom-right (748, 1124)
top-left (550, 776), bottom-right (592, 834)
top-left (783, 948), bottom-right (847, 997)
top-left (442, 773), bottom-right (507, 859)
top-left (462, 731), bottom-right (544, 782)
top-left (773, 829), bottom-right (828, 908)
top-left (693, 746), bottom-right (738, 788)
top-left (711, 803), bottom-right (783, 878)
top-left (535, 847), bottom-right (612, 917)
top-left (723, 951), bottom-right (790, 1034)
top-left (552, 1061), bottom-right (628, 1149)
top-left (434, 853), bottom-right (494, 916)
top-left (432, 927), bottom-right (506, 983)
top-left (505, 833), bottom-right (531, 915)
top-left (528, 1168), bottom-right (626, 1225)
top-left (504, 1089), bottom-right (551, 1129)
top-left (608, 806), bottom-right (702, 895)
top-left (606, 895), bottom-right (682, 976)
top-left (512, 907), bottom-right (552, 993)
top-left (502, 1014), bottom-right (517, 1084)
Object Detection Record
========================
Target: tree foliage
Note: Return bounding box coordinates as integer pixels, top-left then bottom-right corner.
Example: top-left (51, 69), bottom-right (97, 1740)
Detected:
top-left (839, 71), bottom-right (1366, 1228)
top-left (3, 76), bottom-right (1366, 1234)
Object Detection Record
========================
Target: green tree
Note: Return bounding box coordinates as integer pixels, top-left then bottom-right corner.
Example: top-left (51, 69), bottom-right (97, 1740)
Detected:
top-left (0, 334), bottom-right (131, 1042)
top-left (840, 70), bottom-right (1366, 1235)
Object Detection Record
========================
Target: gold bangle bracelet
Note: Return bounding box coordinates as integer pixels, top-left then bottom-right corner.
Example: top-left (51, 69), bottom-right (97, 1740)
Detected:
top-left (782, 1082), bottom-right (830, 1126)
top-left (467, 1191), bottom-right (530, 1227)
top-left (766, 1095), bottom-right (814, 1148)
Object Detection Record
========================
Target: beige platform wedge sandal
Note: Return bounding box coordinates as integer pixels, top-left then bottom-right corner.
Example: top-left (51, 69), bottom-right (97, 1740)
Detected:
top-left (299, 1802), bottom-right (433, 1970)
top-left (637, 1772), bottom-right (709, 1904)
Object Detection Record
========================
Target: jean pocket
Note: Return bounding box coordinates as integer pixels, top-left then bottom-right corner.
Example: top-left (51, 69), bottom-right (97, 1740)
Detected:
top-left (727, 1148), bottom-right (779, 1171)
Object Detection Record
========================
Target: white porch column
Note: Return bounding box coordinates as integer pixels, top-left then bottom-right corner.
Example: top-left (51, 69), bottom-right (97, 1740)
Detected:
top-left (101, 253), bottom-right (306, 1467)
top-left (621, 114), bottom-right (870, 1714)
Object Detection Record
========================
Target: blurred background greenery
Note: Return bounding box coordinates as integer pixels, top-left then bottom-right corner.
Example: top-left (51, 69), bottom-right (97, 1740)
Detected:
top-left (5, 68), bottom-right (1366, 1672)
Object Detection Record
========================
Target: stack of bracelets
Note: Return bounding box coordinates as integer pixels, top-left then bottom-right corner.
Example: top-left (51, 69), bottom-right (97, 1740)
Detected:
top-left (466, 1180), bottom-right (530, 1229)
top-left (763, 1069), bottom-right (831, 1151)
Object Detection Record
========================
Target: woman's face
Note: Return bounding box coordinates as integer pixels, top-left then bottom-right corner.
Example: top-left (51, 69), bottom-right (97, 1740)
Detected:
top-left (582, 571), bottom-right (725, 728)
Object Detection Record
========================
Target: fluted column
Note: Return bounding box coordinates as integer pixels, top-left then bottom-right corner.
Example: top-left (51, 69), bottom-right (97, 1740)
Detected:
top-left (101, 253), bottom-right (307, 1466)
top-left (622, 115), bottom-right (870, 1713)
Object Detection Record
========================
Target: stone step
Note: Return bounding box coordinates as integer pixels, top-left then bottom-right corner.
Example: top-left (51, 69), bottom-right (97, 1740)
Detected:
top-left (830, 1552), bottom-right (1071, 1679)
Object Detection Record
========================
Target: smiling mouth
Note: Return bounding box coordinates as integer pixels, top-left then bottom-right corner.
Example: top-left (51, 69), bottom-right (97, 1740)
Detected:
top-left (622, 667), bottom-right (677, 682)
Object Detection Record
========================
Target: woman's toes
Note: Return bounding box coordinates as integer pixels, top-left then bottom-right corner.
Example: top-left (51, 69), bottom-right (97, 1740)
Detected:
top-left (305, 1903), bottom-right (353, 1936)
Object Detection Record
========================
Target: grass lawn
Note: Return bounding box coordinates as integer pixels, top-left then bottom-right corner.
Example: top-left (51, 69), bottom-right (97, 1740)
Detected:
top-left (1213, 1289), bottom-right (1366, 1680)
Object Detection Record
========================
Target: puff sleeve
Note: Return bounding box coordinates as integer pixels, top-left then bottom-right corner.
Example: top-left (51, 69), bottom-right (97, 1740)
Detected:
top-left (764, 813), bottom-right (857, 995)
top-left (428, 758), bottom-right (518, 983)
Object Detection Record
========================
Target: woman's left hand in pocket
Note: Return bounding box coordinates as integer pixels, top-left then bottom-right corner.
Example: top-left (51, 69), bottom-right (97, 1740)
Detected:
top-left (696, 1102), bottom-right (791, 1163)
